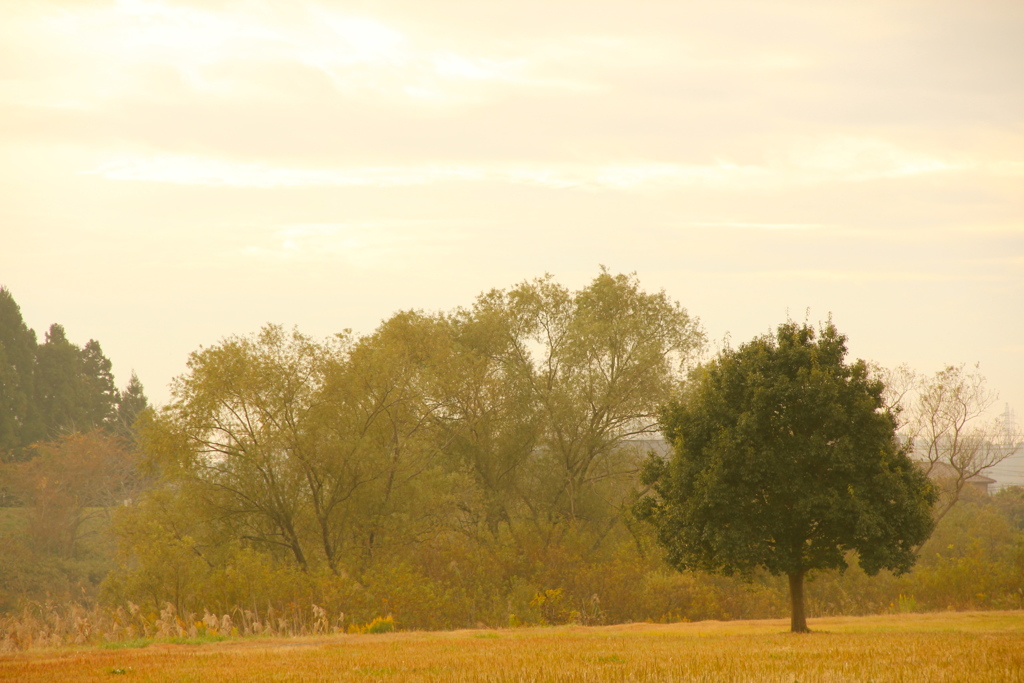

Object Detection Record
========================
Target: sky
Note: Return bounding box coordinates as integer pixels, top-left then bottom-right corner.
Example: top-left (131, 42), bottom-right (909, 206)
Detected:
top-left (1, 1), bottom-right (1023, 478)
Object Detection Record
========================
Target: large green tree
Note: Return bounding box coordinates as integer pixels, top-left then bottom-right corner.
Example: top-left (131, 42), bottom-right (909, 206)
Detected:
top-left (635, 321), bottom-right (936, 632)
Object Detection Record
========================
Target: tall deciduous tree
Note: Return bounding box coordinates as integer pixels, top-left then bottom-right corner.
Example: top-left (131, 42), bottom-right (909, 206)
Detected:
top-left (907, 364), bottom-right (1020, 522)
top-left (448, 270), bottom-right (704, 546)
top-left (14, 431), bottom-right (140, 558)
top-left (312, 311), bottom-right (456, 575)
top-left (144, 325), bottom-right (332, 571)
top-left (139, 321), bottom-right (456, 579)
top-left (431, 304), bottom-right (540, 542)
top-left (636, 321), bottom-right (936, 632)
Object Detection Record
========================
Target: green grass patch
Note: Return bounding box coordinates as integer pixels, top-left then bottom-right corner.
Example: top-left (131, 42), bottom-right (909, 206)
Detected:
top-left (162, 634), bottom-right (230, 645)
top-left (101, 639), bottom-right (152, 650)
top-left (101, 633), bottom-right (229, 649)
top-left (0, 506), bottom-right (28, 533)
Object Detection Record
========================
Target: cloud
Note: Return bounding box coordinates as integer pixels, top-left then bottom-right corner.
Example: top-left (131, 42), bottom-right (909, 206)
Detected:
top-left (0, 0), bottom-right (600, 109)
top-left (83, 136), bottom-right (967, 191)
top-left (780, 137), bottom-right (960, 180)
top-left (737, 269), bottom-right (1006, 283)
top-left (85, 155), bottom-right (487, 188)
top-left (675, 222), bottom-right (830, 231)
top-left (241, 222), bottom-right (465, 268)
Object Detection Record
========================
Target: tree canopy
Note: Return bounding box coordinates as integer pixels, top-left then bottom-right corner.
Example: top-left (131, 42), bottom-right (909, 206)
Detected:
top-left (893, 363), bottom-right (1021, 522)
top-left (0, 287), bottom-right (42, 451)
top-left (3, 277), bottom-right (1023, 634)
top-left (635, 320), bottom-right (937, 632)
top-left (125, 271), bottom-right (705, 605)
top-left (0, 287), bottom-right (148, 459)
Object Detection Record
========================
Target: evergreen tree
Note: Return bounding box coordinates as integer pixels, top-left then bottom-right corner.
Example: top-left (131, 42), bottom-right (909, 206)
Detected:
top-left (34, 324), bottom-right (118, 438)
top-left (0, 288), bottom-right (41, 453)
top-left (114, 371), bottom-right (150, 439)
top-left (80, 339), bottom-right (118, 429)
top-left (1, 288), bottom-right (129, 455)
top-left (35, 324), bottom-right (86, 437)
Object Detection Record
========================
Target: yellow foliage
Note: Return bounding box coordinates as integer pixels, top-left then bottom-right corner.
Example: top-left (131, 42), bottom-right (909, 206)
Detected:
top-left (346, 615), bottom-right (395, 634)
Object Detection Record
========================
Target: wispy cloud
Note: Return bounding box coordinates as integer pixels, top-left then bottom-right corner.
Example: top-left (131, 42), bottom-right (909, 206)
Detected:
top-left (779, 137), bottom-right (960, 180)
top-left (242, 222), bottom-right (465, 268)
top-left (86, 156), bottom-right (488, 188)
top-left (83, 138), bottom-right (968, 191)
top-left (2, 0), bottom-right (599, 109)
top-left (738, 269), bottom-right (1008, 283)
top-left (676, 222), bottom-right (830, 230)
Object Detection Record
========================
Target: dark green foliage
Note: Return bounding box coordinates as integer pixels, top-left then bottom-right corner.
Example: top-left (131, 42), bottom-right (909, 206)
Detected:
top-left (636, 320), bottom-right (937, 631)
top-left (0, 288), bottom-right (147, 458)
top-left (113, 371), bottom-right (149, 440)
top-left (35, 324), bottom-right (118, 438)
top-left (80, 339), bottom-right (119, 428)
top-left (0, 288), bottom-right (42, 452)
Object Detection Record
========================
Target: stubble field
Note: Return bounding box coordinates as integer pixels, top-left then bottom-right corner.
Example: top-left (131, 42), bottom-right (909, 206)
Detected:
top-left (1, 611), bottom-right (1022, 682)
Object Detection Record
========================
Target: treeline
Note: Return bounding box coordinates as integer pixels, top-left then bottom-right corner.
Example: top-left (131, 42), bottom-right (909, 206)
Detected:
top-left (108, 271), bottom-right (705, 626)
top-left (1, 273), bottom-right (1023, 644)
top-left (0, 287), bottom-right (149, 610)
top-left (0, 287), bottom-right (148, 457)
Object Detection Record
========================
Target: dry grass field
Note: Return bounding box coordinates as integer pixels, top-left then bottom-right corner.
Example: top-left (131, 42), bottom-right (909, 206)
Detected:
top-left (2, 611), bottom-right (1022, 682)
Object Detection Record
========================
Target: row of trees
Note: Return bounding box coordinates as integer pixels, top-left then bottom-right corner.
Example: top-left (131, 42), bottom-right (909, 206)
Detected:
top-left (123, 271), bottom-right (704, 590)
top-left (0, 288), bottom-right (148, 458)
top-left (1, 272), bottom-right (1020, 634)
top-left (110, 272), bottom-right (1020, 632)
top-left (0, 289), bottom-right (150, 609)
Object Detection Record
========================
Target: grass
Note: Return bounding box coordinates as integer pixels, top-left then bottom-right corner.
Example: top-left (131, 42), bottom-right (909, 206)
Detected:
top-left (99, 634), bottom-right (229, 650)
top-left (98, 639), bottom-right (151, 651)
top-left (1, 611), bottom-right (1022, 682)
top-left (0, 507), bottom-right (26, 534)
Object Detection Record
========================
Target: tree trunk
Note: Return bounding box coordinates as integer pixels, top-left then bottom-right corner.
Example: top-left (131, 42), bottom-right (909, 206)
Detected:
top-left (788, 571), bottom-right (809, 633)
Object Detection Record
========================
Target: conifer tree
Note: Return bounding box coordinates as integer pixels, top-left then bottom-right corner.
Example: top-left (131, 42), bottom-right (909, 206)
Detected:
top-left (0, 288), bottom-right (41, 453)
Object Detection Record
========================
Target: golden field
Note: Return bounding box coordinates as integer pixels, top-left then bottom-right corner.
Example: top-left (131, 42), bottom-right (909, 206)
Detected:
top-left (1, 611), bottom-right (1022, 682)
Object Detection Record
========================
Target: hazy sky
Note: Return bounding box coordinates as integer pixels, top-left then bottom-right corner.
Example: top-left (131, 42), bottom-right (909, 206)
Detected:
top-left (2, 1), bottom-right (1022, 441)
